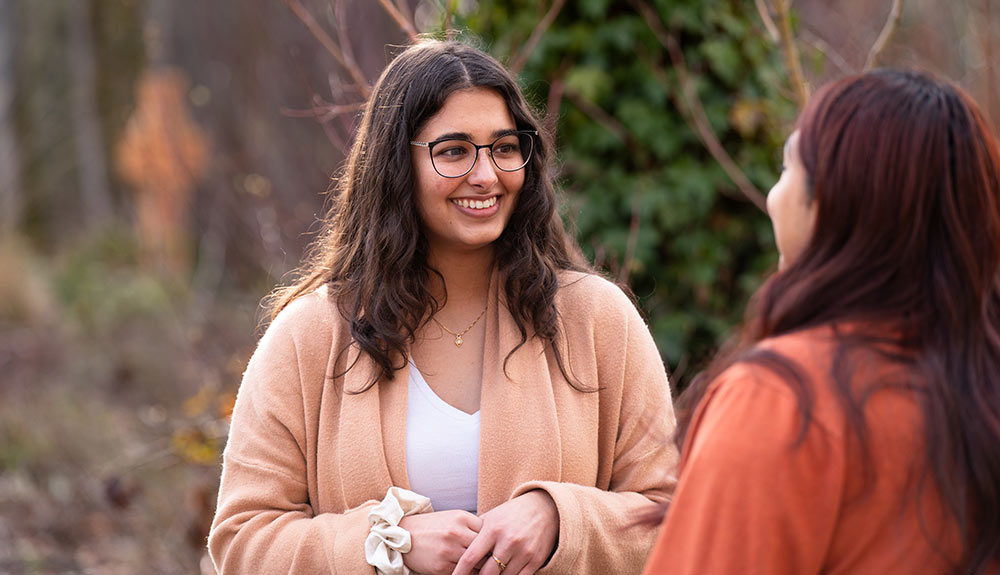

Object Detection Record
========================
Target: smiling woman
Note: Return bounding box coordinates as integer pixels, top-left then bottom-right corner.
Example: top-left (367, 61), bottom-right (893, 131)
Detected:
top-left (208, 40), bottom-right (677, 575)
top-left (410, 88), bottom-right (525, 257)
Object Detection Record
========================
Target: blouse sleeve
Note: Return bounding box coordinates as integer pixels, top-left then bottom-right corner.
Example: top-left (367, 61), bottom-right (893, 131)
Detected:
top-left (208, 297), bottom-right (377, 574)
top-left (643, 363), bottom-right (845, 575)
top-left (513, 287), bottom-right (678, 574)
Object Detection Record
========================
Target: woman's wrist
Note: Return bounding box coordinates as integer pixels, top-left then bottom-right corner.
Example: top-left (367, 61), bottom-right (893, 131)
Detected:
top-left (364, 487), bottom-right (434, 575)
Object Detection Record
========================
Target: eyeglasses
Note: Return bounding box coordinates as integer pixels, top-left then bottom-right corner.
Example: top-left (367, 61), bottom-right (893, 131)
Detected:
top-left (410, 130), bottom-right (537, 178)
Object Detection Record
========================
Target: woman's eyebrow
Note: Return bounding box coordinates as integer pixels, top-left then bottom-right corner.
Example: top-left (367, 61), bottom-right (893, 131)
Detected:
top-left (429, 128), bottom-right (518, 142)
top-left (490, 128), bottom-right (518, 139)
top-left (431, 131), bottom-right (471, 141)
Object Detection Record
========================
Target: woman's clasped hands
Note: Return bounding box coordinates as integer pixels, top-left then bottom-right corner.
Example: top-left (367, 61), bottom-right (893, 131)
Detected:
top-left (400, 490), bottom-right (559, 575)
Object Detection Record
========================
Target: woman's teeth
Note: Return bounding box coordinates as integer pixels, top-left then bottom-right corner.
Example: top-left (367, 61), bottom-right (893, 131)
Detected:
top-left (452, 197), bottom-right (497, 210)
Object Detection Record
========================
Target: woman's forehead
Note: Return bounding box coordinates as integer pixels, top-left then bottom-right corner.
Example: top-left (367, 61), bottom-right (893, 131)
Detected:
top-left (418, 87), bottom-right (515, 139)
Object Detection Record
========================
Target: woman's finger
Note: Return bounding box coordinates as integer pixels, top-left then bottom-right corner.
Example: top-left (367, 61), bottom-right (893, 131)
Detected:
top-left (486, 549), bottom-right (522, 575)
top-left (452, 530), bottom-right (496, 575)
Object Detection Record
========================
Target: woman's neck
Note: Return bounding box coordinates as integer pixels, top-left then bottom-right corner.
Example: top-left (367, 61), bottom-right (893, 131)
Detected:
top-left (426, 248), bottom-right (494, 309)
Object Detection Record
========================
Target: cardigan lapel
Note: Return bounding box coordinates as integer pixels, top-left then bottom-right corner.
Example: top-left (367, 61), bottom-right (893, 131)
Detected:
top-left (477, 274), bottom-right (563, 512)
top-left (337, 344), bottom-right (408, 507)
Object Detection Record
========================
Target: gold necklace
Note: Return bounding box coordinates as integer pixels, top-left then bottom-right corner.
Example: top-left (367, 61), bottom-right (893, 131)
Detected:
top-left (431, 302), bottom-right (488, 347)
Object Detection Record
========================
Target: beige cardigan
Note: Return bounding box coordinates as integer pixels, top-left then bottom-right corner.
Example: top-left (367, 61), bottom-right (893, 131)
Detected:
top-left (209, 271), bottom-right (677, 574)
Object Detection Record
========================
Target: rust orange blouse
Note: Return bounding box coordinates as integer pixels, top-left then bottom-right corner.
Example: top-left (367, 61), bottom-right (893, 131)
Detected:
top-left (643, 326), bottom-right (988, 575)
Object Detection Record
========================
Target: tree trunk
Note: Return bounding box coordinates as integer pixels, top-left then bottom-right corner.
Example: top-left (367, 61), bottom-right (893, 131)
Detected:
top-left (68, 0), bottom-right (114, 229)
top-left (0, 0), bottom-right (23, 235)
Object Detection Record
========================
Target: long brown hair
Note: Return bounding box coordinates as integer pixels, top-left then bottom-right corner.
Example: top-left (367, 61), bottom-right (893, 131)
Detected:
top-left (266, 40), bottom-right (589, 389)
top-left (674, 70), bottom-right (1000, 572)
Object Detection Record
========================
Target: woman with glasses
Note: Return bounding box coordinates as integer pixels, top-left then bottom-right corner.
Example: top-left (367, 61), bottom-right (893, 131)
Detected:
top-left (643, 69), bottom-right (1000, 574)
top-left (209, 40), bottom-right (676, 575)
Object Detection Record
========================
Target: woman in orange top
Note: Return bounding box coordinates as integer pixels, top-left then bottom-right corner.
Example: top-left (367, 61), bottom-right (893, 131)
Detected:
top-left (644, 69), bottom-right (1000, 574)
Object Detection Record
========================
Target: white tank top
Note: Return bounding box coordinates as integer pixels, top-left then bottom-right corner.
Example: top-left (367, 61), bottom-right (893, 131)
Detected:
top-left (405, 360), bottom-right (480, 513)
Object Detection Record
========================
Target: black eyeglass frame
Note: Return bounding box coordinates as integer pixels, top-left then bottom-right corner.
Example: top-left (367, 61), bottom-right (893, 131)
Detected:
top-left (410, 130), bottom-right (538, 179)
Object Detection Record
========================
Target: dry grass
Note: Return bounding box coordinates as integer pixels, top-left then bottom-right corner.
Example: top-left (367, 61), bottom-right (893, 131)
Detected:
top-left (0, 232), bottom-right (257, 574)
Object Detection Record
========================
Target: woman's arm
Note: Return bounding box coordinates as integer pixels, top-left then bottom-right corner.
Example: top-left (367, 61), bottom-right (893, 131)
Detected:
top-left (520, 295), bottom-right (677, 574)
top-left (643, 364), bottom-right (844, 575)
top-left (456, 279), bottom-right (678, 575)
top-left (208, 295), bottom-right (376, 574)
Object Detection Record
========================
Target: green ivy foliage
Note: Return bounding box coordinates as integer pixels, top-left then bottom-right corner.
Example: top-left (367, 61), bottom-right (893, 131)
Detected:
top-left (458, 1), bottom-right (798, 387)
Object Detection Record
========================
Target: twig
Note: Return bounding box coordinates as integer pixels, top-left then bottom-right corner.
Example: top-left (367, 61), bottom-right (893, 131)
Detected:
top-left (619, 186), bottom-right (642, 285)
top-left (288, 46), bottom-right (352, 151)
top-left (509, 0), bottom-right (567, 75)
top-left (564, 89), bottom-right (630, 145)
top-left (754, 0), bottom-right (780, 42)
top-left (334, 0), bottom-right (361, 82)
top-left (801, 28), bottom-right (853, 76)
top-left (377, 0), bottom-right (419, 42)
top-left (864, 0), bottom-right (904, 70)
top-left (983, 0), bottom-right (996, 127)
top-left (443, 0), bottom-right (453, 37)
top-left (280, 102), bottom-right (366, 120)
top-left (774, 0), bottom-right (809, 108)
top-left (283, 0), bottom-right (371, 98)
top-left (635, 0), bottom-right (767, 212)
top-left (545, 59), bottom-right (572, 142)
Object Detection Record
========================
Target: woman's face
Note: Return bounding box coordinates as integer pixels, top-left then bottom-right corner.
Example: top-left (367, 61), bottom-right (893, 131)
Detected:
top-left (767, 131), bottom-right (816, 270)
top-left (411, 87), bottom-right (525, 258)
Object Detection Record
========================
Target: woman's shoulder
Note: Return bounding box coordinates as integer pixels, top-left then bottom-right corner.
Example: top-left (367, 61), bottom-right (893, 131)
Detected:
top-left (554, 270), bottom-right (634, 315)
top-left (271, 284), bottom-right (338, 322)
top-left (262, 285), bottom-right (345, 349)
top-left (753, 323), bottom-right (906, 381)
top-left (713, 324), bottom-right (918, 433)
top-left (713, 326), bottom-right (852, 398)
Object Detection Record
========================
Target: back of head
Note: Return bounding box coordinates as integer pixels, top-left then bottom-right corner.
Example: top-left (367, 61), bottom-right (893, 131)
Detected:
top-left (762, 69), bottom-right (1000, 340)
top-left (755, 69), bottom-right (1000, 572)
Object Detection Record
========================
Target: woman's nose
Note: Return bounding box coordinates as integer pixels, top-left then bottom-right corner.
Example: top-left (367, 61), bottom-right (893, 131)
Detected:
top-left (465, 147), bottom-right (499, 189)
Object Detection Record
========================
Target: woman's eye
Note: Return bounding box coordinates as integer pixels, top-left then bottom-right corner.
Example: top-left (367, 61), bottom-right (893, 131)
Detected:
top-left (494, 143), bottom-right (519, 155)
top-left (435, 145), bottom-right (469, 158)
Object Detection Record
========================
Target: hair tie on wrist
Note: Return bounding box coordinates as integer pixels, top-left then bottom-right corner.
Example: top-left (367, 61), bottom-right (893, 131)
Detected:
top-left (364, 487), bottom-right (434, 575)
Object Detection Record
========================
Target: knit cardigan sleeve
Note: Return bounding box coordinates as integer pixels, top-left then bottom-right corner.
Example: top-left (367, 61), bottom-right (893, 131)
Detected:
top-left (514, 275), bottom-right (678, 574)
top-left (208, 292), bottom-right (377, 574)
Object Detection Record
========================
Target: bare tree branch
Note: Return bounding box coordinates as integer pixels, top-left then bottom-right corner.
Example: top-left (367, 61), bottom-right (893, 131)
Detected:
top-left (334, 0), bottom-right (361, 80)
top-left (377, 0), bottom-right (419, 42)
top-left (283, 0), bottom-right (371, 98)
top-left (288, 47), bottom-right (352, 151)
top-left (755, 0), bottom-right (780, 42)
top-left (774, 0), bottom-right (809, 108)
top-left (619, 187), bottom-right (642, 285)
top-left (509, 0), bottom-right (567, 75)
top-left (544, 58), bottom-right (572, 142)
top-left (280, 102), bottom-right (365, 120)
top-left (801, 28), bottom-right (853, 76)
top-left (635, 0), bottom-right (768, 212)
top-left (443, 0), bottom-right (454, 39)
top-left (983, 0), bottom-right (996, 128)
top-left (564, 89), bottom-right (630, 145)
top-left (865, 0), bottom-right (904, 70)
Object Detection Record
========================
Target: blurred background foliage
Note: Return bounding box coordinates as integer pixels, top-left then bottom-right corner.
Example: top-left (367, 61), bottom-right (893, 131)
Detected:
top-left (0, 0), bottom-right (995, 572)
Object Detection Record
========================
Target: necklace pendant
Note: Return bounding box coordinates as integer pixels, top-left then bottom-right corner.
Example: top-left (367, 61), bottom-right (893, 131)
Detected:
top-left (454, 335), bottom-right (464, 347)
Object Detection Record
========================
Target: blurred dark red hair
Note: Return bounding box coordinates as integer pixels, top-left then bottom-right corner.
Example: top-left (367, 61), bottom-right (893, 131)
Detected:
top-left (665, 70), bottom-right (1000, 573)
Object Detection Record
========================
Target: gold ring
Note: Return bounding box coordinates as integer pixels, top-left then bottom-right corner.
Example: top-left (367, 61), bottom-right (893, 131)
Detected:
top-left (491, 554), bottom-right (507, 572)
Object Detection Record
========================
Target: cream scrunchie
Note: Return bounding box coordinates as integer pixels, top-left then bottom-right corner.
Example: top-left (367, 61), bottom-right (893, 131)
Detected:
top-left (364, 487), bottom-right (434, 575)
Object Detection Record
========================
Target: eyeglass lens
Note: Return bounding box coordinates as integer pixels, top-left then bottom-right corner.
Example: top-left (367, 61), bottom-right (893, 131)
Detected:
top-left (430, 132), bottom-right (533, 178)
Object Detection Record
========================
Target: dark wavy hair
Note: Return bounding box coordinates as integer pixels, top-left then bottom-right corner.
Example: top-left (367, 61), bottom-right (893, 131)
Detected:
top-left (666, 70), bottom-right (1000, 572)
top-left (267, 40), bottom-right (589, 389)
